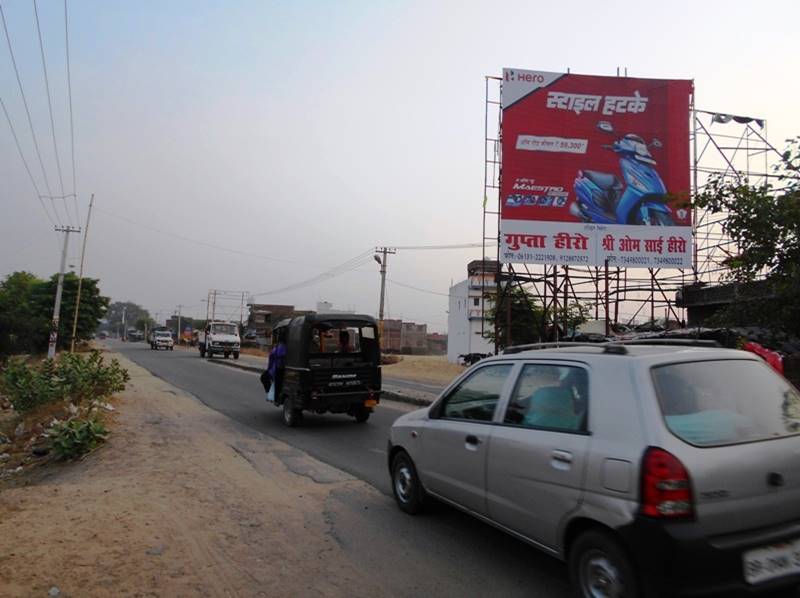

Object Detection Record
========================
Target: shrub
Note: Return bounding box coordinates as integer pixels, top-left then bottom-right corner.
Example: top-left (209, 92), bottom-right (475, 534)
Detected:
top-left (0, 351), bottom-right (129, 413)
top-left (50, 418), bottom-right (108, 460)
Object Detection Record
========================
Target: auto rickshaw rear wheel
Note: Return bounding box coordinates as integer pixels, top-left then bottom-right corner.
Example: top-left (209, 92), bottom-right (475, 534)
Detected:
top-left (283, 398), bottom-right (302, 427)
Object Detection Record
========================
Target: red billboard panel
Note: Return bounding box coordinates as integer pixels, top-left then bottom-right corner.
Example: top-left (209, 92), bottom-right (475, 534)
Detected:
top-left (500, 68), bottom-right (693, 268)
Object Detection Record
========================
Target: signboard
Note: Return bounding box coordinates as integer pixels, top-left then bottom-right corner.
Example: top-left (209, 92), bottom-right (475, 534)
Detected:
top-left (500, 68), bottom-right (693, 268)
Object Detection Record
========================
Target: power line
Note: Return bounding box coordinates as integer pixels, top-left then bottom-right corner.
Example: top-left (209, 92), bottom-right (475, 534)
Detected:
top-left (33, 0), bottom-right (70, 225)
top-left (63, 0), bottom-right (78, 224)
top-left (0, 1), bottom-right (59, 223)
top-left (393, 242), bottom-right (483, 250)
top-left (250, 250), bottom-right (375, 298)
top-left (0, 95), bottom-right (55, 224)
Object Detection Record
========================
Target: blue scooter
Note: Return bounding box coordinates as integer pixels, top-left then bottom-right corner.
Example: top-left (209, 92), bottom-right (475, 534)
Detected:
top-left (570, 121), bottom-right (675, 225)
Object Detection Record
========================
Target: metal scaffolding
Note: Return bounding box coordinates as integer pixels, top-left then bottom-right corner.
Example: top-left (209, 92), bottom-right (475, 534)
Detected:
top-left (481, 75), bottom-right (786, 347)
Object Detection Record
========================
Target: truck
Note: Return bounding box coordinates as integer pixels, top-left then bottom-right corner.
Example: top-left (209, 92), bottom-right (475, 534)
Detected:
top-left (198, 321), bottom-right (241, 359)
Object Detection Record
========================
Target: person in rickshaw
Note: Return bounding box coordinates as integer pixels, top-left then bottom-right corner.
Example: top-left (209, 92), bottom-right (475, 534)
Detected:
top-left (262, 328), bottom-right (287, 401)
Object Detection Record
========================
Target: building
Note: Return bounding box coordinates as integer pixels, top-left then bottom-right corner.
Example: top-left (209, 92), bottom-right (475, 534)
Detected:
top-left (426, 332), bottom-right (447, 355)
top-left (447, 260), bottom-right (496, 363)
top-left (245, 304), bottom-right (297, 345)
top-left (382, 319), bottom-right (428, 353)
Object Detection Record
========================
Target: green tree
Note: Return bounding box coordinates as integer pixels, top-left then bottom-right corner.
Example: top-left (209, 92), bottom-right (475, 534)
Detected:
top-left (695, 137), bottom-right (800, 334)
top-left (486, 285), bottom-right (547, 350)
top-left (106, 301), bottom-right (151, 334)
top-left (0, 272), bottom-right (48, 355)
top-left (27, 273), bottom-right (110, 350)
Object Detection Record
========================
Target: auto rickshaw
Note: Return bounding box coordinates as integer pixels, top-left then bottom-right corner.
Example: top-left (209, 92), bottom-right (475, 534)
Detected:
top-left (270, 314), bottom-right (382, 427)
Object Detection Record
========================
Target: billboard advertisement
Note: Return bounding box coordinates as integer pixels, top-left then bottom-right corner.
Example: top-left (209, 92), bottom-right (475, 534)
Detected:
top-left (500, 68), bottom-right (693, 268)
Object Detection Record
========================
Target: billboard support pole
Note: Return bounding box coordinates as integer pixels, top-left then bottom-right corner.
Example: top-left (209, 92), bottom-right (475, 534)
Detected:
top-left (604, 260), bottom-right (610, 337)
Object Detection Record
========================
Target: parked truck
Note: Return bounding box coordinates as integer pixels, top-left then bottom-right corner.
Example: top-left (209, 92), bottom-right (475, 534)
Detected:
top-left (198, 321), bottom-right (241, 359)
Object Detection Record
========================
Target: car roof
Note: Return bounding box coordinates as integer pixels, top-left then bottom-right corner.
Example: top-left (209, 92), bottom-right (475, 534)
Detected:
top-left (486, 343), bottom-right (760, 365)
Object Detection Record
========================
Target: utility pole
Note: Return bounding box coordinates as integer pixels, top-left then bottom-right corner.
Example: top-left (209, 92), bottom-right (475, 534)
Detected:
top-left (373, 247), bottom-right (396, 336)
top-left (70, 194), bottom-right (95, 353)
top-left (176, 304), bottom-right (182, 344)
top-left (122, 305), bottom-right (127, 341)
top-left (48, 226), bottom-right (81, 359)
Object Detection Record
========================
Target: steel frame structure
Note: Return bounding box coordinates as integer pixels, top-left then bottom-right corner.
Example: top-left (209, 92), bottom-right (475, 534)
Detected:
top-left (481, 75), bottom-right (786, 349)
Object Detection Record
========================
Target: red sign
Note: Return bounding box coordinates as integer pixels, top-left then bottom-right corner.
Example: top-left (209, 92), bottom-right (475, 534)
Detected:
top-left (500, 68), bottom-right (693, 268)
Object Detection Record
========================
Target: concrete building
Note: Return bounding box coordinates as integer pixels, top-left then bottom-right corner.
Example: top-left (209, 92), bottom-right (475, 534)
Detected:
top-left (426, 332), bottom-right (448, 355)
top-left (245, 304), bottom-right (297, 345)
top-left (447, 260), bottom-right (496, 363)
top-left (382, 319), bottom-right (428, 353)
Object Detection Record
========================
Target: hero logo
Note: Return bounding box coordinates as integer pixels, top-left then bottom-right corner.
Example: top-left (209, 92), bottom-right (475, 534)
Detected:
top-left (505, 70), bottom-right (545, 83)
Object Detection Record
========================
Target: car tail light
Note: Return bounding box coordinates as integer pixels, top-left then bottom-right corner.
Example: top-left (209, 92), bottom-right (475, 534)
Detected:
top-left (641, 447), bottom-right (694, 519)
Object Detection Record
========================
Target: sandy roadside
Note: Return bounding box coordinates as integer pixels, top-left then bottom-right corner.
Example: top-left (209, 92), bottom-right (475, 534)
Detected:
top-left (0, 353), bottom-right (390, 598)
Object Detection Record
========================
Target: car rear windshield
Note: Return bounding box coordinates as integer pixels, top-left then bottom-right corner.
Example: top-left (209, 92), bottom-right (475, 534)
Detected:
top-left (155, 332), bottom-right (171, 337)
top-left (651, 359), bottom-right (800, 447)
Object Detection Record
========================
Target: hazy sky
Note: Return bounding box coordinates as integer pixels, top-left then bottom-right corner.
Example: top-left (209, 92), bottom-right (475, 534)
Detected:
top-left (1, 0), bottom-right (797, 332)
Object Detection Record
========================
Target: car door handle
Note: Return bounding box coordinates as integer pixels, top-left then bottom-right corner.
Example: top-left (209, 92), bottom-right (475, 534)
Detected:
top-left (465, 434), bottom-right (481, 449)
top-left (551, 450), bottom-right (573, 464)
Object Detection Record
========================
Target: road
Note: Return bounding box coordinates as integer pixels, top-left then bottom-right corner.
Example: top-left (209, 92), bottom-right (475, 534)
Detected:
top-left (109, 340), bottom-right (572, 597)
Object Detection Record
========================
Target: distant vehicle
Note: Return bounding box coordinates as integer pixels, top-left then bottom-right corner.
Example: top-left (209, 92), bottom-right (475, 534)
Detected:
top-left (97, 331), bottom-right (108, 340)
top-left (388, 342), bottom-right (800, 597)
top-left (128, 329), bottom-right (145, 342)
top-left (198, 321), bottom-right (240, 359)
top-left (270, 314), bottom-right (382, 427)
top-left (150, 330), bottom-right (174, 351)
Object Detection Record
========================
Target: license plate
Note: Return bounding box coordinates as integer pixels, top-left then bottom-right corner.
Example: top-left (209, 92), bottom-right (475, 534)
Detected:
top-left (743, 539), bottom-right (800, 585)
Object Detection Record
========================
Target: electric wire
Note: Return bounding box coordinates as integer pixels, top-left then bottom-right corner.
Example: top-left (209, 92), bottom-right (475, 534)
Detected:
top-left (63, 0), bottom-right (78, 224)
top-left (0, 95), bottom-right (55, 224)
top-left (33, 0), bottom-right (70, 225)
top-left (0, 1), bottom-right (59, 223)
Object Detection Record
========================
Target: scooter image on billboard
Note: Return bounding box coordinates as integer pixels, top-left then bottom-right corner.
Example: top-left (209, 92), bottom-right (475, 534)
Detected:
top-left (571, 121), bottom-right (676, 226)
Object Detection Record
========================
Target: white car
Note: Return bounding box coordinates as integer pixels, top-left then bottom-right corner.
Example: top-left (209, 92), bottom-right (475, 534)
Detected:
top-left (150, 331), bottom-right (174, 351)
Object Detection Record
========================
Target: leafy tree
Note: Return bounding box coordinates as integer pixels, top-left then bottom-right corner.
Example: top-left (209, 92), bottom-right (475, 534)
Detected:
top-left (0, 271), bottom-right (108, 355)
top-left (0, 272), bottom-right (48, 355)
top-left (106, 301), bottom-right (151, 334)
top-left (486, 285), bottom-right (547, 349)
top-left (27, 273), bottom-right (109, 350)
top-left (695, 137), bottom-right (800, 334)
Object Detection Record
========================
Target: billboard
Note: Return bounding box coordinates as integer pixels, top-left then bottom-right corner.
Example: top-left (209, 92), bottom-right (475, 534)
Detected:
top-left (500, 68), bottom-right (693, 268)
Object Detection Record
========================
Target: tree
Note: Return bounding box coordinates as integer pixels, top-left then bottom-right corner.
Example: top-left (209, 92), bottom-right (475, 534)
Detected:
top-left (106, 301), bottom-right (151, 334)
top-left (695, 137), bottom-right (800, 334)
top-left (0, 272), bottom-right (48, 355)
top-left (0, 271), bottom-right (108, 355)
top-left (486, 285), bottom-right (547, 350)
top-left (27, 273), bottom-right (109, 350)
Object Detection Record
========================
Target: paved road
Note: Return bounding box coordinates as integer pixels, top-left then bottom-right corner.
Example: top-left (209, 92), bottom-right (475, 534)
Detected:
top-left (110, 340), bottom-right (572, 597)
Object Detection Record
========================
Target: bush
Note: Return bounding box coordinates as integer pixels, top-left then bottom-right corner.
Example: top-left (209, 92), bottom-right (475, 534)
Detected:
top-left (50, 418), bottom-right (108, 460)
top-left (0, 351), bottom-right (129, 413)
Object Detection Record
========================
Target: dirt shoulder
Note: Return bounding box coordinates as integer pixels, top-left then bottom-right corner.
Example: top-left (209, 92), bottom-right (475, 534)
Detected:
top-left (0, 353), bottom-right (388, 598)
top-left (381, 355), bottom-right (464, 386)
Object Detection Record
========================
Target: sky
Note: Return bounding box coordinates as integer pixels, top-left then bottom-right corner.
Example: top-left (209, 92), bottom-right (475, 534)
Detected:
top-left (1, 0), bottom-right (797, 333)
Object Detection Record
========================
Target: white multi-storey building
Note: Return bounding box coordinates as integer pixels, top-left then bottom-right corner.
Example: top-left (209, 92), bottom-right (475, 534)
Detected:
top-left (446, 260), bottom-right (496, 363)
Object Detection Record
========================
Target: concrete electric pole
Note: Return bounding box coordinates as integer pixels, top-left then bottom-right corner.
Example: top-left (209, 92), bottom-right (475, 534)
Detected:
top-left (70, 194), bottom-right (95, 353)
top-left (176, 304), bottom-right (182, 344)
top-left (48, 225), bottom-right (81, 359)
top-left (374, 247), bottom-right (396, 335)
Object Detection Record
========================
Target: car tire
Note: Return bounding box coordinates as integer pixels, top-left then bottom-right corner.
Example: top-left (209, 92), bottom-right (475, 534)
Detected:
top-left (170, 346), bottom-right (174, 351)
top-left (354, 407), bottom-right (370, 423)
top-left (391, 451), bottom-right (425, 514)
top-left (283, 398), bottom-right (302, 428)
top-left (233, 352), bottom-right (240, 360)
top-left (199, 348), bottom-right (205, 357)
top-left (224, 352), bottom-right (230, 359)
top-left (569, 529), bottom-right (640, 598)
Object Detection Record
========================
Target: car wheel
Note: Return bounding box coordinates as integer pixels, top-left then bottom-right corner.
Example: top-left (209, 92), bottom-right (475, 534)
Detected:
top-left (283, 398), bottom-right (302, 427)
top-left (569, 529), bottom-right (639, 598)
top-left (354, 407), bottom-right (370, 423)
top-left (233, 352), bottom-right (240, 360)
top-left (199, 348), bottom-right (205, 357)
top-left (391, 451), bottom-right (425, 514)
top-left (170, 346), bottom-right (174, 351)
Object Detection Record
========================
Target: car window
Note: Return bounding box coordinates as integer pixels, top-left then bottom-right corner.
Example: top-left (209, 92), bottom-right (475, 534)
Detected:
top-left (652, 359), bottom-right (800, 447)
top-left (503, 364), bottom-right (588, 432)
top-left (441, 364), bottom-right (512, 422)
